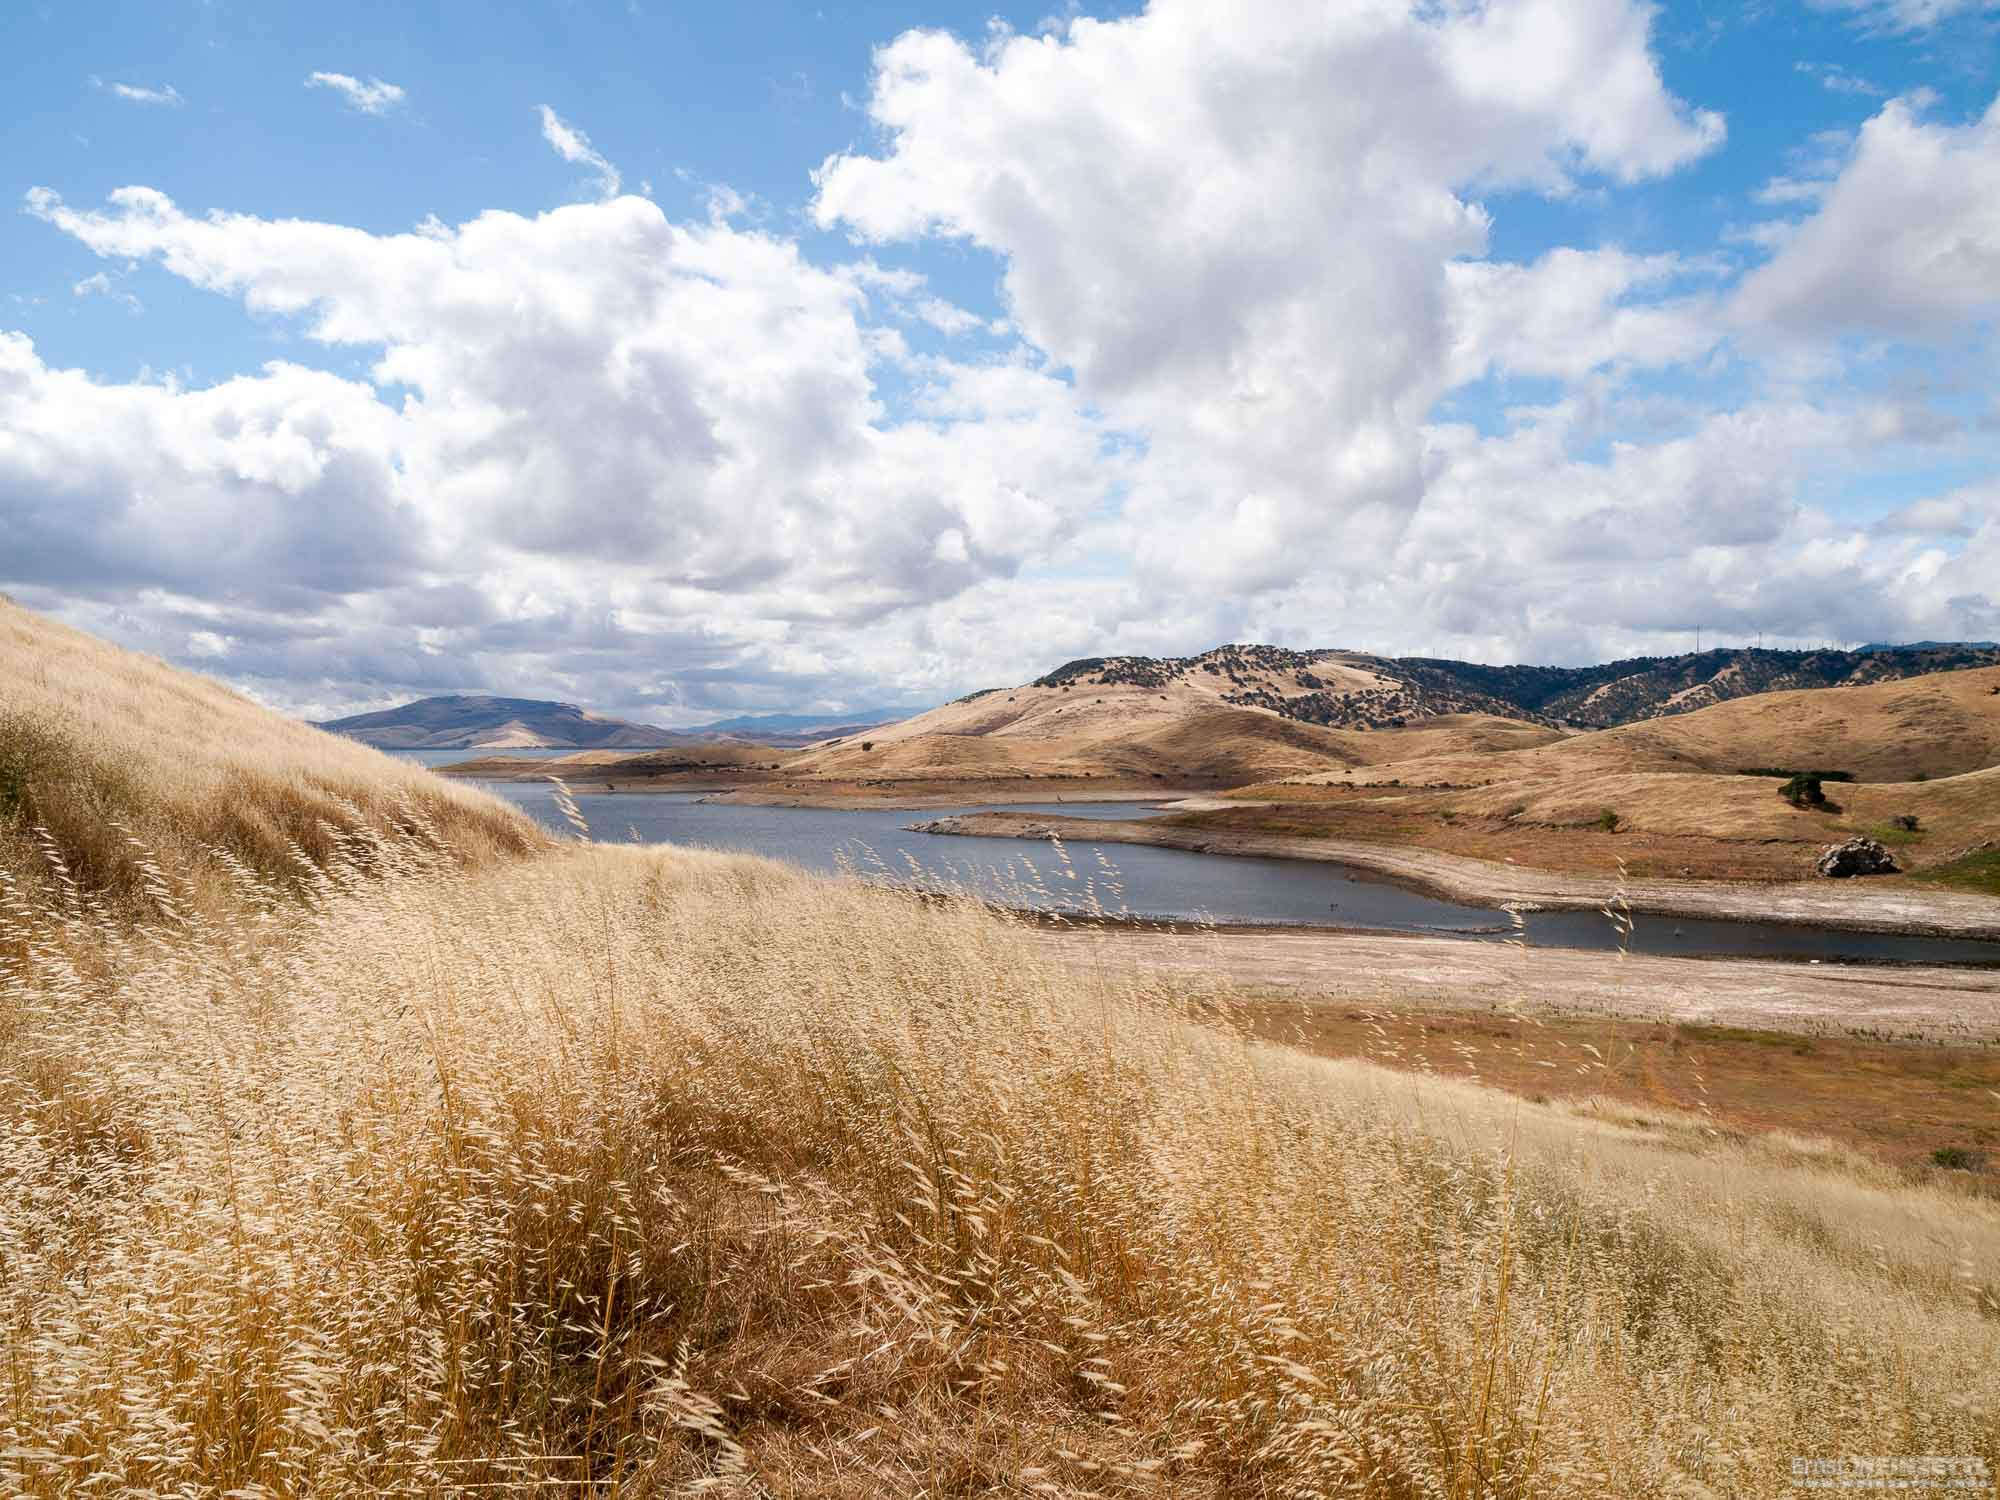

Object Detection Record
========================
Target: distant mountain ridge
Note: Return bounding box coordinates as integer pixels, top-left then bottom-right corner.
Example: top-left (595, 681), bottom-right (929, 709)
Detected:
top-left (317, 695), bottom-right (684, 750)
top-left (1016, 642), bottom-right (2000, 732)
top-left (324, 642), bottom-right (2000, 757)
top-left (318, 695), bottom-right (918, 751)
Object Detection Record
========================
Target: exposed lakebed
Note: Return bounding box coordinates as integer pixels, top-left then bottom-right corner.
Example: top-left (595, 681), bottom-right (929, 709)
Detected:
top-left (415, 757), bottom-right (2000, 967)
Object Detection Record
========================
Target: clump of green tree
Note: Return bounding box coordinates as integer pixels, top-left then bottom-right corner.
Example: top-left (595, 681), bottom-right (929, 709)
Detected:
top-left (1737, 766), bottom-right (1858, 811)
top-left (1779, 773), bottom-right (1831, 809)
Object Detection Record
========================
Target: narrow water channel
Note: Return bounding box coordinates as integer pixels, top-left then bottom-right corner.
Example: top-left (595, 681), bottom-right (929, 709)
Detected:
top-left (419, 761), bottom-right (2000, 967)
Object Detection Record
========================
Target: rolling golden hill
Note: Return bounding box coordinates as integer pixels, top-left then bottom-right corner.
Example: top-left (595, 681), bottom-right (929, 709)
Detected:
top-left (443, 646), bottom-right (2000, 804)
top-left (785, 652), bottom-right (1564, 788)
top-left (1164, 667), bottom-right (2000, 885)
top-left (1279, 664), bottom-right (2000, 790)
top-left (0, 598), bottom-right (542, 917)
top-left (788, 654), bottom-right (1999, 795)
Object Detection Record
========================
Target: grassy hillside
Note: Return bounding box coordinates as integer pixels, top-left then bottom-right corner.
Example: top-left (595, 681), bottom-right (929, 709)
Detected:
top-left (0, 599), bottom-right (543, 919)
top-left (5, 611), bottom-right (1996, 1493)
top-left (769, 653), bottom-right (2000, 796)
top-left (1318, 664), bottom-right (2000, 786)
top-left (787, 667), bottom-right (1463, 789)
top-left (983, 641), bottom-right (2000, 735)
top-left (1198, 673), bottom-right (2000, 883)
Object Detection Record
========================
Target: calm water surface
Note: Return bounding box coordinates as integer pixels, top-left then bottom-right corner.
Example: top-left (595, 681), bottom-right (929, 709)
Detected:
top-left (392, 754), bottom-right (2000, 966)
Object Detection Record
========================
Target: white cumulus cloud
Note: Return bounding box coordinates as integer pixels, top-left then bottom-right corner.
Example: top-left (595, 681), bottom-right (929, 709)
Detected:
top-left (1736, 95), bottom-right (2000, 343)
top-left (815, 0), bottom-right (1724, 598)
top-left (11, 5), bottom-right (1997, 716)
top-left (13, 176), bottom-right (1120, 716)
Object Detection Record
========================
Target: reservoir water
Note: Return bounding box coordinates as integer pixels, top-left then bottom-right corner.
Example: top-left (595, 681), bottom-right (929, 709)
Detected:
top-left (402, 754), bottom-right (2000, 966)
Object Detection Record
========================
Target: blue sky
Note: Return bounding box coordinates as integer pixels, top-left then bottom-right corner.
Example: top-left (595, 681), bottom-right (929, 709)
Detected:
top-left (8, 0), bottom-right (1985, 381)
top-left (3, 0), bottom-right (1998, 721)
top-left (9, 1), bottom-right (1101, 382)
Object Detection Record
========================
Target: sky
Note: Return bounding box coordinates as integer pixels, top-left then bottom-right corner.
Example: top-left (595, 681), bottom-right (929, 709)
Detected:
top-left (3, 0), bottom-right (1998, 726)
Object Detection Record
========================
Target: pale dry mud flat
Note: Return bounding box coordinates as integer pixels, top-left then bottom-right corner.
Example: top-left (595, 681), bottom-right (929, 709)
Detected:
top-left (1034, 924), bottom-right (2000, 1043)
top-left (923, 811), bottom-right (2000, 938)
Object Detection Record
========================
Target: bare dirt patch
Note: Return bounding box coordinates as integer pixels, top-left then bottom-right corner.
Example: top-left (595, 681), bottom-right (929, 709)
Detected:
top-left (1225, 1000), bottom-right (2000, 1175)
top-left (1036, 922), bottom-right (2000, 1172)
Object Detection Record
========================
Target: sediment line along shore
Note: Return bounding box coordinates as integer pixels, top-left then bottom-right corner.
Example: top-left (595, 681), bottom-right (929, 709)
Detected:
top-left (911, 812), bottom-right (2000, 941)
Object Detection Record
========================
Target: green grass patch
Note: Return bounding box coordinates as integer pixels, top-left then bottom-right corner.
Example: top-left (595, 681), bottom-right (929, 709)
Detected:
top-left (1853, 822), bottom-right (1929, 848)
top-left (1675, 1023), bottom-right (1814, 1051)
top-left (1911, 847), bottom-right (2000, 897)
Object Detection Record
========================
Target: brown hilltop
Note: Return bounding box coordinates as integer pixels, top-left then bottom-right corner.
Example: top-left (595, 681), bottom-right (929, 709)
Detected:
top-left (1174, 665), bottom-right (2000, 887)
top-left (1282, 663), bottom-right (2000, 790)
top-left (444, 644), bottom-right (2000, 840)
top-left (787, 648), bottom-right (1412, 788)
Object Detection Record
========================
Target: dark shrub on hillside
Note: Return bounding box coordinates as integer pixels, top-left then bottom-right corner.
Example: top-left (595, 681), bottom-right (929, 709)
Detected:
top-left (1779, 774), bottom-right (1828, 809)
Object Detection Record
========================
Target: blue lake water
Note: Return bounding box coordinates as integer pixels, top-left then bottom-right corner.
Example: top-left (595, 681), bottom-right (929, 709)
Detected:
top-left (391, 754), bottom-right (2000, 966)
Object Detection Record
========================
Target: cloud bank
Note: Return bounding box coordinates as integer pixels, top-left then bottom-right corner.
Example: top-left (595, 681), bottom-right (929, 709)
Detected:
top-left (11, 1), bottom-right (1997, 722)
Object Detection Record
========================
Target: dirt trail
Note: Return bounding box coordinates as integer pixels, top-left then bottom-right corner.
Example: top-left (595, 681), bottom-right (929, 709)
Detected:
top-left (918, 812), bottom-right (2000, 939)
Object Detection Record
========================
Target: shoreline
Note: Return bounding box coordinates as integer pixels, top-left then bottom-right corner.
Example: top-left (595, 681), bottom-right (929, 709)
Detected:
top-left (438, 761), bottom-right (1212, 810)
top-left (998, 906), bottom-right (2000, 965)
top-left (1024, 923), bottom-right (2000, 1044)
top-left (913, 811), bottom-right (2000, 941)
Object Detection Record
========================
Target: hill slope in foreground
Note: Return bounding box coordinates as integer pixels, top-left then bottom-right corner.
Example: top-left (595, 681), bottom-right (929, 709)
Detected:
top-left (0, 600), bottom-right (540, 914)
top-left (1, 601), bottom-right (1997, 1492)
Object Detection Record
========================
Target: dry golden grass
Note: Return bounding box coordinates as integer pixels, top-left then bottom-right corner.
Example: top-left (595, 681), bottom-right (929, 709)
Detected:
top-left (632, 660), bottom-right (2000, 808)
top-left (1191, 764), bottom-right (2000, 883)
top-left (0, 599), bottom-right (543, 919)
top-left (3, 822), bottom-right (1996, 1496)
top-left (6, 612), bottom-right (1998, 1494)
top-left (790, 683), bottom-right (1378, 786)
top-left (1217, 669), bottom-right (2000, 877)
top-left (1287, 665), bottom-right (2000, 790)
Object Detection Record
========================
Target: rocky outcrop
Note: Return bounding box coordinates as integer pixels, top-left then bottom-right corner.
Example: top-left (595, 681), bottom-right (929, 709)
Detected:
top-left (1815, 838), bottom-right (1899, 878)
